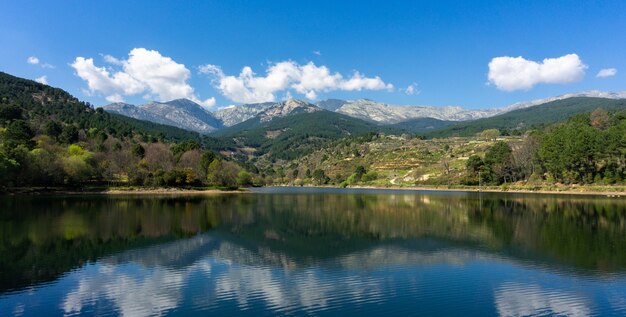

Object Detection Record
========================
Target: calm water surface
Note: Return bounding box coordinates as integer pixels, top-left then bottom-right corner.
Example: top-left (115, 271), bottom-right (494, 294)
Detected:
top-left (1, 187), bottom-right (626, 316)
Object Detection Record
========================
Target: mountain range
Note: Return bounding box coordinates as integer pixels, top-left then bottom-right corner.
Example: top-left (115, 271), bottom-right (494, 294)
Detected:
top-left (102, 90), bottom-right (626, 136)
top-left (104, 99), bottom-right (223, 133)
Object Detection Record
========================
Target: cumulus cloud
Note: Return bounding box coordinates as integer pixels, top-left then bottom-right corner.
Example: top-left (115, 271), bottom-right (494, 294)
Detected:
top-left (71, 48), bottom-right (215, 107)
top-left (200, 61), bottom-right (393, 103)
top-left (35, 75), bottom-right (48, 85)
top-left (488, 54), bottom-right (587, 91)
top-left (596, 68), bottom-right (617, 78)
top-left (405, 83), bottom-right (419, 95)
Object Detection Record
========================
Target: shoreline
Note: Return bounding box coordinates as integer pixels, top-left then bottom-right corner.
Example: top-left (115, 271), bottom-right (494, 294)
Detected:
top-left (266, 184), bottom-right (625, 197)
top-left (342, 185), bottom-right (625, 197)
top-left (4, 185), bottom-right (625, 197)
top-left (1, 187), bottom-right (248, 196)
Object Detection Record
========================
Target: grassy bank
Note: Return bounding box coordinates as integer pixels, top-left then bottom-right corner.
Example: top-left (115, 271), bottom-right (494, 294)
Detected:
top-left (1, 186), bottom-right (248, 195)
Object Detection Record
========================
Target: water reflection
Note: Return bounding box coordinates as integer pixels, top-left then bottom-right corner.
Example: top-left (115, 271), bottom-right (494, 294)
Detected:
top-left (494, 283), bottom-right (591, 317)
top-left (1, 189), bottom-right (626, 316)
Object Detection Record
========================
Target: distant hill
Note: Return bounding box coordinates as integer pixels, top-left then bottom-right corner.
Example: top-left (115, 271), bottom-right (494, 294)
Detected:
top-left (103, 98), bottom-right (223, 134)
top-left (426, 97), bottom-right (626, 138)
top-left (388, 117), bottom-right (456, 134)
top-left (216, 100), bottom-right (399, 160)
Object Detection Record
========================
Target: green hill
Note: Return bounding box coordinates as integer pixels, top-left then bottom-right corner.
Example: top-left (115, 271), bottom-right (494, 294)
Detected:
top-left (0, 71), bottom-right (244, 189)
top-left (218, 110), bottom-right (400, 160)
top-left (426, 97), bottom-right (626, 138)
top-left (0, 71), bottom-right (211, 143)
top-left (388, 117), bottom-right (456, 134)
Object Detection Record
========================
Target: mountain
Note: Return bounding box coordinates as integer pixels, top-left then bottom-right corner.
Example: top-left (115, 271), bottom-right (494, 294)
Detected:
top-left (256, 99), bottom-right (321, 122)
top-left (213, 102), bottom-right (276, 126)
top-left (214, 99), bottom-right (323, 136)
top-left (216, 100), bottom-right (398, 160)
top-left (103, 99), bottom-right (222, 134)
top-left (314, 90), bottom-right (626, 125)
top-left (426, 97), bottom-right (626, 138)
top-left (102, 90), bottom-right (626, 136)
top-left (316, 99), bottom-right (349, 111)
top-left (331, 99), bottom-right (500, 123)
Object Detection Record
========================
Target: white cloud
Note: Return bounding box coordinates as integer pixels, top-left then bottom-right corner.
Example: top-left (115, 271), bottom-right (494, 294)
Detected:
top-left (106, 94), bottom-right (124, 103)
top-left (200, 61), bottom-right (393, 103)
top-left (596, 68), bottom-right (617, 78)
top-left (313, 50), bottom-right (322, 56)
top-left (404, 83), bottom-right (419, 95)
top-left (102, 54), bottom-right (123, 66)
top-left (35, 75), bottom-right (48, 85)
top-left (27, 56), bottom-right (54, 68)
top-left (71, 48), bottom-right (215, 108)
top-left (488, 54), bottom-right (587, 91)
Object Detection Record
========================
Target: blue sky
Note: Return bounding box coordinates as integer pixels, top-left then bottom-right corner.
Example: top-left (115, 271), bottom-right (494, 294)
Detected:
top-left (1, 0), bottom-right (624, 109)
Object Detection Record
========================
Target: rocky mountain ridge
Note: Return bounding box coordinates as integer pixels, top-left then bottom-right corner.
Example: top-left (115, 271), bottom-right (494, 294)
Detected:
top-left (102, 90), bottom-right (626, 134)
top-left (103, 99), bottom-right (222, 134)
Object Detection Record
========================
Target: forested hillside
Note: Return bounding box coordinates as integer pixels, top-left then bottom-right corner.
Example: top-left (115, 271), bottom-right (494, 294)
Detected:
top-left (426, 97), bottom-right (626, 138)
top-left (271, 108), bottom-right (626, 189)
top-left (388, 117), bottom-right (456, 134)
top-left (217, 110), bottom-right (400, 160)
top-left (0, 72), bottom-right (252, 190)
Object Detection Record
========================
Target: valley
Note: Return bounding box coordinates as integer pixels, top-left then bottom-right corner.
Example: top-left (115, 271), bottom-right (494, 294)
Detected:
top-left (2, 71), bottom-right (626, 193)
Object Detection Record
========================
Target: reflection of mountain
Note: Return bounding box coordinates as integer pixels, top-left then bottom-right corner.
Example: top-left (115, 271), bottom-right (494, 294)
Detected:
top-left (102, 233), bottom-right (496, 271)
top-left (2, 191), bottom-right (626, 293)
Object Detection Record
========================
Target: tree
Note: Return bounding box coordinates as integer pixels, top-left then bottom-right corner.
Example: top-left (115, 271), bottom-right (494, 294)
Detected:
top-left (200, 151), bottom-right (217, 171)
top-left (62, 145), bottom-right (94, 184)
top-left (480, 129), bottom-right (500, 141)
top-left (237, 170), bottom-right (253, 186)
top-left (131, 144), bottom-right (145, 158)
top-left (207, 159), bottom-right (240, 188)
top-left (144, 143), bottom-right (175, 171)
top-left (538, 118), bottom-right (600, 183)
top-left (179, 149), bottom-right (204, 181)
top-left (484, 141), bottom-right (515, 184)
top-left (4, 120), bottom-right (34, 146)
top-left (0, 104), bottom-right (23, 122)
top-left (0, 152), bottom-right (19, 186)
top-left (171, 140), bottom-right (200, 157)
top-left (513, 132), bottom-right (540, 180)
top-left (466, 155), bottom-right (484, 173)
top-left (354, 165), bottom-right (367, 182)
top-left (59, 125), bottom-right (79, 144)
top-left (44, 121), bottom-right (63, 139)
top-left (312, 169), bottom-right (329, 185)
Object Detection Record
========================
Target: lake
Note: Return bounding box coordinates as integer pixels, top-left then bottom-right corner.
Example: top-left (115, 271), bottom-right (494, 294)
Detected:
top-left (1, 187), bottom-right (626, 316)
